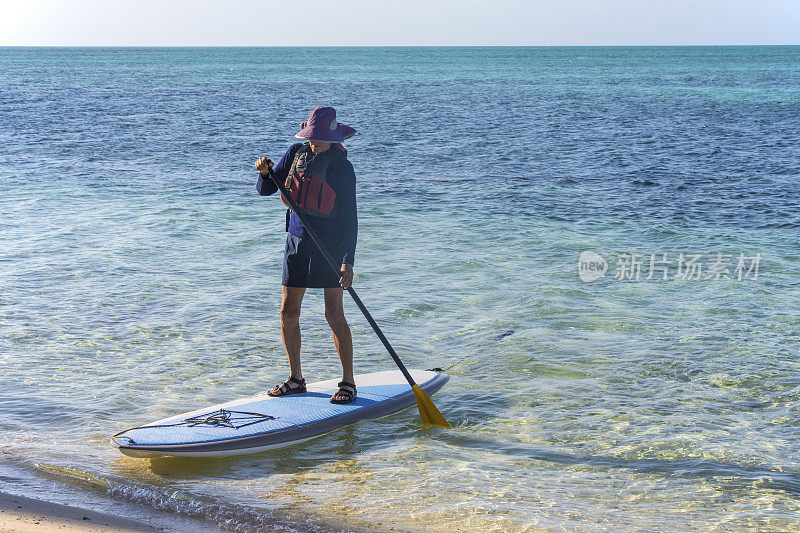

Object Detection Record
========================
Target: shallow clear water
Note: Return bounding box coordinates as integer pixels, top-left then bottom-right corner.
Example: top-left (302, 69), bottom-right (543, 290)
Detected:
top-left (1, 46), bottom-right (799, 531)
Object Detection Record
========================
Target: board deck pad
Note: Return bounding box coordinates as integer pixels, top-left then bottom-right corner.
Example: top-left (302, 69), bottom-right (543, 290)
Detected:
top-left (112, 369), bottom-right (448, 457)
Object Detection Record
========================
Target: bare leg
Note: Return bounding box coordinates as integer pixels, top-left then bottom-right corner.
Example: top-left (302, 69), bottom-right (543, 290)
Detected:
top-left (324, 287), bottom-right (354, 384)
top-left (281, 286), bottom-right (306, 380)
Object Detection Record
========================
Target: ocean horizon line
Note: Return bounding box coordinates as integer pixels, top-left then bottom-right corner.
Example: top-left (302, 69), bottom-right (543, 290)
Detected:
top-left (2, 43), bottom-right (799, 49)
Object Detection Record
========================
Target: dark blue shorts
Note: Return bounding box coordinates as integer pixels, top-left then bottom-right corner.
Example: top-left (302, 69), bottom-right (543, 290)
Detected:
top-left (282, 232), bottom-right (344, 288)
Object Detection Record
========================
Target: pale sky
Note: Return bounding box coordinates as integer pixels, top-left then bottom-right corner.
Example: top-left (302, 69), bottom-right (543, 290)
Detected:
top-left (1, 0), bottom-right (798, 46)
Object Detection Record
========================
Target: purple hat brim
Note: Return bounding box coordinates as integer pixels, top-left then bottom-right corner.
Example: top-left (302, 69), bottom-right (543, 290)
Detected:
top-left (295, 122), bottom-right (356, 143)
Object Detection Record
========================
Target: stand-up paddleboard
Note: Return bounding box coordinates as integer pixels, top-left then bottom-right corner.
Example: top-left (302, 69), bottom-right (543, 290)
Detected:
top-left (112, 369), bottom-right (448, 458)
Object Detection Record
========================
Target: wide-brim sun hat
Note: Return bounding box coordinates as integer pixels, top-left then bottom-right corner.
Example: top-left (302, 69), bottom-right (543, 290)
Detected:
top-left (295, 106), bottom-right (356, 143)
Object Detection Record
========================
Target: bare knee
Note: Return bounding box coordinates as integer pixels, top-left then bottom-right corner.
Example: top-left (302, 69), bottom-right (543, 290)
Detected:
top-left (325, 307), bottom-right (347, 330)
top-left (281, 301), bottom-right (301, 323)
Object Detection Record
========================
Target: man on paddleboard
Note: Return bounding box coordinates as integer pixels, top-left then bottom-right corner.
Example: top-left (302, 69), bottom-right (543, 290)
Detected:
top-left (255, 106), bottom-right (358, 404)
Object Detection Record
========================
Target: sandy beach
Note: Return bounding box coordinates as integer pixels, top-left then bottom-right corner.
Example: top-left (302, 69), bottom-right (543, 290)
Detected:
top-left (0, 492), bottom-right (226, 533)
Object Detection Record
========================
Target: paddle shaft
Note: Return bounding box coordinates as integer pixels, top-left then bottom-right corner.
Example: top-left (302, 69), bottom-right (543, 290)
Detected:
top-left (264, 163), bottom-right (418, 387)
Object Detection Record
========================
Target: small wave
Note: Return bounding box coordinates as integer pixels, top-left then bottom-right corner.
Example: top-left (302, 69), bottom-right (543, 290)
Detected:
top-left (106, 483), bottom-right (321, 533)
top-left (32, 461), bottom-right (350, 533)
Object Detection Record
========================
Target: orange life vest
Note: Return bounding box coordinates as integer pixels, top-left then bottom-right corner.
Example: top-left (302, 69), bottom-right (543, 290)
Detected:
top-left (281, 142), bottom-right (346, 218)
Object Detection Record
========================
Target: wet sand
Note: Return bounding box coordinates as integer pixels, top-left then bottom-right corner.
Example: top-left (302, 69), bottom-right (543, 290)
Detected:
top-left (0, 491), bottom-right (225, 532)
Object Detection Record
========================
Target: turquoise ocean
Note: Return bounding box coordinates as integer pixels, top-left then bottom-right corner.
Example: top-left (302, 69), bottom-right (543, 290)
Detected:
top-left (1, 47), bottom-right (799, 531)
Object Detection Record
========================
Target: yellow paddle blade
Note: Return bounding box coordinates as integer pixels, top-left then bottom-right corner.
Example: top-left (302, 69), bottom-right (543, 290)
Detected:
top-left (412, 384), bottom-right (452, 428)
